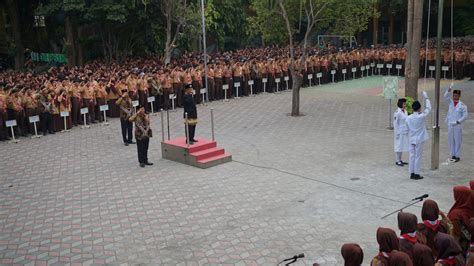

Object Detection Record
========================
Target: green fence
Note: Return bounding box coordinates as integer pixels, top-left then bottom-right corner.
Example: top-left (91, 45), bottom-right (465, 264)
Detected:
top-left (30, 52), bottom-right (68, 63)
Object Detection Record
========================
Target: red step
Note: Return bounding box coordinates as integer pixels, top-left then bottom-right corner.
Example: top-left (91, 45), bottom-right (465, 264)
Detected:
top-left (197, 153), bottom-right (232, 164)
top-left (190, 147), bottom-right (225, 161)
top-left (188, 141), bottom-right (217, 153)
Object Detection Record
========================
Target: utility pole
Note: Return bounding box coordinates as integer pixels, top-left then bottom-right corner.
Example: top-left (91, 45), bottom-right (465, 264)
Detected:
top-left (200, 0), bottom-right (209, 103)
top-left (431, 0), bottom-right (443, 170)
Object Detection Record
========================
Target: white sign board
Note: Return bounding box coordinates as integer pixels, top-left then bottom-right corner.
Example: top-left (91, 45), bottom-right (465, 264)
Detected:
top-left (429, 66), bottom-right (436, 71)
top-left (169, 94), bottom-right (176, 99)
top-left (132, 100), bottom-right (139, 107)
top-left (308, 74), bottom-right (313, 79)
top-left (377, 64), bottom-right (384, 69)
top-left (331, 70), bottom-right (336, 75)
top-left (147, 96), bottom-right (155, 103)
top-left (352, 68), bottom-right (357, 73)
top-left (248, 80), bottom-right (254, 85)
top-left (342, 69), bottom-right (347, 74)
top-left (442, 66), bottom-right (449, 71)
top-left (6, 120), bottom-right (17, 127)
top-left (60, 111), bottom-right (70, 117)
top-left (275, 78), bottom-right (281, 83)
top-left (316, 73), bottom-right (322, 78)
top-left (262, 78), bottom-right (268, 83)
top-left (234, 82), bottom-right (241, 87)
top-left (100, 105), bottom-right (109, 111)
top-left (284, 76), bottom-right (289, 81)
top-left (29, 116), bottom-right (40, 123)
top-left (383, 77), bottom-right (398, 100)
top-left (200, 88), bottom-right (207, 94)
top-left (222, 85), bottom-right (229, 90)
top-left (387, 64), bottom-right (393, 69)
top-left (80, 108), bottom-right (89, 115)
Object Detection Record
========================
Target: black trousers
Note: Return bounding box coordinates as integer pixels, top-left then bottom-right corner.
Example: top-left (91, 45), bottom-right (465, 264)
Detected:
top-left (120, 119), bottom-right (133, 143)
top-left (40, 112), bottom-right (53, 134)
top-left (137, 137), bottom-right (150, 163)
top-left (186, 125), bottom-right (196, 142)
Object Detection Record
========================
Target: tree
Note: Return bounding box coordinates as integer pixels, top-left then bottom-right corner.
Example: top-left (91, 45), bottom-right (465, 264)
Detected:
top-left (161, 0), bottom-right (199, 65)
top-left (6, 0), bottom-right (24, 70)
top-left (270, 0), bottom-right (374, 116)
top-left (405, 0), bottom-right (423, 99)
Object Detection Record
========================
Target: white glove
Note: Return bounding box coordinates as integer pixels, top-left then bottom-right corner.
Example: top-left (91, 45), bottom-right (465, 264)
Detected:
top-left (422, 91), bottom-right (428, 99)
top-left (450, 82), bottom-right (454, 89)
top-left (450, 121), bottom-right (458, 126)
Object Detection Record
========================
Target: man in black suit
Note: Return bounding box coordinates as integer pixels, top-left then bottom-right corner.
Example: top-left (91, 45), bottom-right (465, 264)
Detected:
top-left (183, 84), bottom-right (198, 144)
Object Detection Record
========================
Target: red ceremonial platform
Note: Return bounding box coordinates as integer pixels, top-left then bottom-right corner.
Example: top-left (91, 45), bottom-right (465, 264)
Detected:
top-left (161, 137), bottom-right (232, 169)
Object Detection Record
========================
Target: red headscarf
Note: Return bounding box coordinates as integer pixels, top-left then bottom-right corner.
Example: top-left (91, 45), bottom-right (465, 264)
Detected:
top-left (447, 186), bottom-right (474, 225)
top-left (388, 250), bottom-right (413, 266)
top-left (341, 243), bottom-right (364, 266)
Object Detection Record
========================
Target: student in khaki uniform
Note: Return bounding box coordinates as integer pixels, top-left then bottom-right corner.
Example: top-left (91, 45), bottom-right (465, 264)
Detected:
top-left (116, 89), bottom-right (134, 146)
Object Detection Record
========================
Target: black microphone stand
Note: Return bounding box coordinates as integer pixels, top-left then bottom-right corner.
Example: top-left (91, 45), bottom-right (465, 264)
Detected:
top-left (381, 198), bottom-right (424, 219)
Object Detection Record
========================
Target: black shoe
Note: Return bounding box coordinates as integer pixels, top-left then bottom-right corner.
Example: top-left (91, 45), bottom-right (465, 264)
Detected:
top-left (189, 141), bottom-right (194, 145)
top-left (128, 141), bottom-right (136, 144)
top-left (411, 174), bottom-right (424, 180)
top-left (192, 139), bottom-right (199, 142)
top-left (140, 163), bottom-right (145, 168)
top-left (451, 156), bottom-right (456, 160)
top-left (454, 157), bottom-right (460, 162)
top-left (410, 173), bottom-right (415, 179)
top-left (49, 131), bottom-right (56, 134)
top-left (124, 142), bottom-right (129, 146)
top-left (401, 161), bottom-right (408, 165)
top-left (396, 161), bottom-right (404, 166)
top-left (145, 162), bottom-right (153, 166)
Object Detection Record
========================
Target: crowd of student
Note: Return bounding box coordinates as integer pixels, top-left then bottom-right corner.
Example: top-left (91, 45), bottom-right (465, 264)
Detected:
top-left (338, 181), bottom-right (474, 266)
top-left (1, 38), bottom-right (473, 141)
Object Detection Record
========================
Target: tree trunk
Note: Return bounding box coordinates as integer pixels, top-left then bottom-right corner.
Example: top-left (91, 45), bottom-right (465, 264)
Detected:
top-left (405, 0), bottom-right (423, 99)
top-left (76, 26), bottom-right (84, 66)
top-left (164, 9), bottom-right (172, 65)
top-left (6, 0), bottom-right (24, 70)
top-left (372, 1), bottom-right (379, 46)
top-left (0, 3), bottom-right (8, 55)
top-left (388, 12), bottom-right (394, 44)
top-left (65, 16), bottom-right (77, 66)
top-left (291, 70), bottom-right (303, 116)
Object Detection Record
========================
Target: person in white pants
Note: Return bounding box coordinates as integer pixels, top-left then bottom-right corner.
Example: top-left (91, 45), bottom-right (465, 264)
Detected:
top-left (406, 91), bottom-right (431, 180)
top-left (444, 86), bottom-right (468, 162)
top-left (393, 98), bottom-right (409, 166)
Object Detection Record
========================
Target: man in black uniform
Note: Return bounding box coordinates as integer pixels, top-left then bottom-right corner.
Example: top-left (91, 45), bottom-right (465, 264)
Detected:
top-left (183, 84), bottom-right (198, 144)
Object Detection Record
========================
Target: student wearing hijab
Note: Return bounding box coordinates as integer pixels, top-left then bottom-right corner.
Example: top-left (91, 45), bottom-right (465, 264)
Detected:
top-left (398, 212), bottom-right (421, 259)
top-left (388, 250), bottom-right (413, 266)
top-left (464, 218), bottom-right (474, 266)
top-left (448, 186), bottom-right (474, 251)
top-left (435, 233), bottom-right (465, 266)
top-left (412, 243), bottom-right (435, 266)
top-left (417, 199), bottom-right (451, 257)
top-left (341, 243), bottom-right (364, 266)
top-left (371, 227), bottom-right (399, 266)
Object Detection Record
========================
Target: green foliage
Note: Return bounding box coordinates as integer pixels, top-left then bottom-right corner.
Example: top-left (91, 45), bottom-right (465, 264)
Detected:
top-left (454, 4), bottom-right (474, 36)
top-left (405, 96), bottom-right (415, 115)
top-left (206, 0), bottom-right (249, 50)
top-left (249, 0), bottom-right (374, 46)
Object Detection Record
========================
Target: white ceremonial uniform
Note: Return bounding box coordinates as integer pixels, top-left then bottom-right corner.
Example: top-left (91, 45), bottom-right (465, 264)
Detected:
top-left (394, 107), bottom-right (409, 152)
top-left (444, 88), bottom-right (468, 158)
top-left (406, 97), bottom-right (431, 175)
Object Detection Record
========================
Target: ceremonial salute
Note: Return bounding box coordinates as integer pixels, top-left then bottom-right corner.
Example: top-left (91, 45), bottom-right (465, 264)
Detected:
top-left (444, 86), bottom-right (468, 162)
top-left (116, 89), bottom-right (135, 146)
top-left (129, 106), bottom-right (153, 167)
top-left (183, 84), bottom-right (198, 144)
top-left (393, 98), bottom-right (409, 166)
top-left (406, 91), bottom-right (431, 180)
